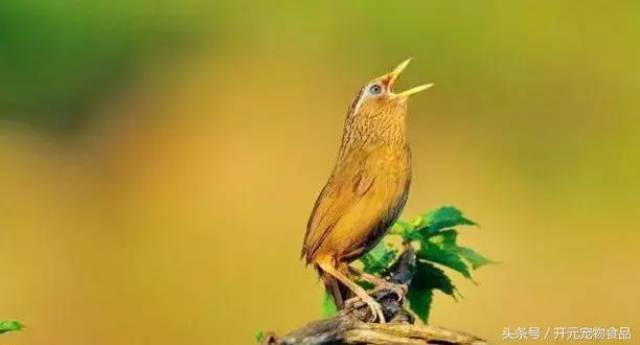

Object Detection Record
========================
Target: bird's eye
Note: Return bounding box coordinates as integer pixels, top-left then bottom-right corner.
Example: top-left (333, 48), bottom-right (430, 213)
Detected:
top-left (369, 84), bottom-right (382, 95)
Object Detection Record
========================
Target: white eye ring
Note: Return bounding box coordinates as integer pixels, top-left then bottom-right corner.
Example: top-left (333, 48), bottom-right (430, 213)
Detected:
top-left (368, 84), bottom-right (382, 95)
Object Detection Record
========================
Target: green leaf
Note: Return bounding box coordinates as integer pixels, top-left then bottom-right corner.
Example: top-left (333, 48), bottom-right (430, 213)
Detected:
top-left (0, 320), bottom-right (24, 335)
top-left (428, 229), bottom-right (493, 270)
top-left (322, 291), bottom-right (338, 317)
top-left (417, 242), bottom-right (471, 279)
top-left (390, 219), bottom-right (414, 238)
top-left (455, 246), bottom-right (493, 269)
top-left (412, 261), bottom-right (456, 296)
top-left (428, 229), bottom-right (458, 246)
top-left (255, 330), bottom-right (265, 343)
top-left (407, 261), bottom-right (456, 322)
top-left (413, 206), bottom-right (476, 235)
top-left (359, 241), bottom-right (397, 275)
top-left (406, 288), bottom-right (433, 323)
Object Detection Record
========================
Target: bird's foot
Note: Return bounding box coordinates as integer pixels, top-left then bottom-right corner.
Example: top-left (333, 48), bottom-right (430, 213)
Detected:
top-left (348, 267), bottom-right (408, 302)
top-left (346, 294), bottom-right (386, 323)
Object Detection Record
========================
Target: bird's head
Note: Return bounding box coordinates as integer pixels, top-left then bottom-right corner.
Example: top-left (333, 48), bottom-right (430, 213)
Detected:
top-left (348, 58), bottom-right (433, 119)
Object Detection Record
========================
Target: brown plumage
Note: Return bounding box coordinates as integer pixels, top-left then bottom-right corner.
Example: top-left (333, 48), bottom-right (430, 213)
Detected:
top-left (302, 59), bottom-right (432, 322)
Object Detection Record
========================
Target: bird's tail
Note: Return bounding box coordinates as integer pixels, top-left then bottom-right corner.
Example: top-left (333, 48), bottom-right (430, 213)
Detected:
top-left (316, 266), bottom-right (351, 310)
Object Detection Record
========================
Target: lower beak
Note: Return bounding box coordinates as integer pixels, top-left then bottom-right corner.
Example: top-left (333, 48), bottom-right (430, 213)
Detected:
top-left (396, 83), bottom-right (434, 97)
top-left (384, 58), bottom-right (434, 97)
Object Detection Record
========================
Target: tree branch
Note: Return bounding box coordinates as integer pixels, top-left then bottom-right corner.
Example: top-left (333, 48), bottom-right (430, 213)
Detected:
top-left (261, 247), bottom-right (487, 345)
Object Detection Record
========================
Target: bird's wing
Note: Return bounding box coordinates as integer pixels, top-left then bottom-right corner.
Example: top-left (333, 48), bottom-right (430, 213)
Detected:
top-left (301, 163), bottom-right (376, 263)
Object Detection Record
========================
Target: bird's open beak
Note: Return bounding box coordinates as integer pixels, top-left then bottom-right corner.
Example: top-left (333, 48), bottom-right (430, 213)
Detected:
top-left (384, 58), bottom-right (434, 97)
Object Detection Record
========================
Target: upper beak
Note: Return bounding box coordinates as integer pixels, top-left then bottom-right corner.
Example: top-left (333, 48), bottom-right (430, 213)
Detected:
top-left (383, 58), bottom-right (434, 97)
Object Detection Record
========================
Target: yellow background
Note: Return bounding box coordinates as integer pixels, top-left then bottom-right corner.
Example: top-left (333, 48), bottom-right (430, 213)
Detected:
top-left (0, 1), bottom-right (638, 344)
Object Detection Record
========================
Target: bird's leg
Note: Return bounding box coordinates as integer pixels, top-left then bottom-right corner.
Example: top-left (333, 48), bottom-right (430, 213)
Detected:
top-left (348, 266), bottom-right (408, 301)
top-left (317, 259), bottom-right (386, 323)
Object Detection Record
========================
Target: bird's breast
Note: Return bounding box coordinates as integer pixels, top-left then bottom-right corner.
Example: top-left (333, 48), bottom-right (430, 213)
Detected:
top-left (328, 145), bottom-right (411, 260)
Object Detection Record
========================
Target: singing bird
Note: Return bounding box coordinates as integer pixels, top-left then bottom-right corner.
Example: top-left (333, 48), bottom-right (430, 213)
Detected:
top-left (302, 59), bottom-right (432, 323)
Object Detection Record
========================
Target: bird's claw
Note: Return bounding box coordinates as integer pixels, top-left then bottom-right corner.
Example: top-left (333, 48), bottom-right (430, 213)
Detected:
top-left (346, 295), bottom-right (386, 323)
top-left (365, 296), bottom-right (386, 323)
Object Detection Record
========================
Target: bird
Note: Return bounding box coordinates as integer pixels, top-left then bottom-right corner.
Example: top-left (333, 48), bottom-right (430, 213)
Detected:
top-left (301, 59), bottom-right (432, 323)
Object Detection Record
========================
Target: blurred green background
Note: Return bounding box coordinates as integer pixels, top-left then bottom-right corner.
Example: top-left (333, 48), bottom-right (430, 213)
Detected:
top-left (1, 1), bottom-right (638, 344)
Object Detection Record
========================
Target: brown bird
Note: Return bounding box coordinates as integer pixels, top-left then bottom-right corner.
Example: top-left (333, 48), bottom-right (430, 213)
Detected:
top-left (302, 59), bottom-right (432, 322)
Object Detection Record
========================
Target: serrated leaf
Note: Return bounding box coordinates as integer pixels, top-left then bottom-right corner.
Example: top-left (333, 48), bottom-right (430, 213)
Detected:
top-left (412, 261), bottom-right (456, 295)
top-left (322, 291), bottom-right (338, 317)
top-left (407, 261), bottom-right (456, 322)
top-left (455, 246), bottom-right (493, 269)
top-left (428, 229), bottom-right (493, 270)
top-left (407, 288), bottom-right (433, 323)
top-left (359, 241), bottom-right (397, 274)
top-left (0, 320), bottom-right (24, 335)
top-left (417, 242), bottom-right (471, 279)
top-left (414, 206), bottom-right (476, 235)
